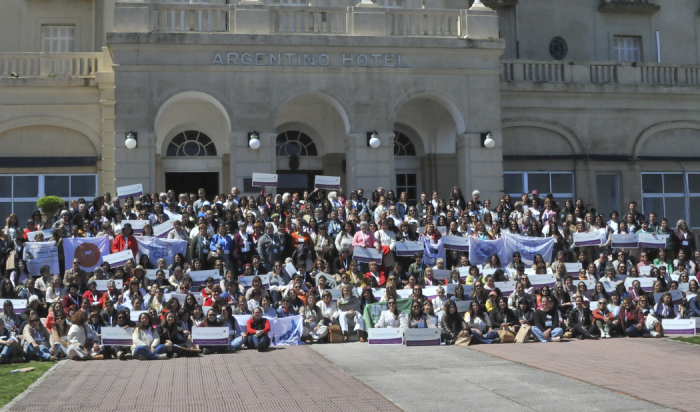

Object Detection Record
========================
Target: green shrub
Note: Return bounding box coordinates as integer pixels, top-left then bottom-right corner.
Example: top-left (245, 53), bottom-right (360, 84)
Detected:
top-left (36, 195), bottom-right (64, 216)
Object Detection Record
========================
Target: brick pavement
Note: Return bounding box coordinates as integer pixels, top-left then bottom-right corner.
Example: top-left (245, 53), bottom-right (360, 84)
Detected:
top-left (7, 346), bottom-right (400, 412)
top-left (470, 338), bottom-right (700, 412)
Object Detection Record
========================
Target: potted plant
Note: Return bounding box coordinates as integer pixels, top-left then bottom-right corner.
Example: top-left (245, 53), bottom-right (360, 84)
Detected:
top-left (36, 195), bottom-right (64, 220)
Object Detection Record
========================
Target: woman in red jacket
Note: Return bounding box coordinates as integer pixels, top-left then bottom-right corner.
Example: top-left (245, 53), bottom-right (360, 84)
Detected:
top-left (112, 223), bottom-right (138, 259)
top-left (245, 307), bottom-right (270, 352)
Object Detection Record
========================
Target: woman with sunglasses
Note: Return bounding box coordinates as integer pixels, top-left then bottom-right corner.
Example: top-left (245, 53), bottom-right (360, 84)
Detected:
top-left (50, 311), bottom-right (70, 359)
top-left (375, 297), bottom-right (407, 328)
top-left (131, 312), bottom-right (169, 360)
top-left (404, 299), bottom-right (436, 329)
top-left (22, 314), bottom-right (56, 361)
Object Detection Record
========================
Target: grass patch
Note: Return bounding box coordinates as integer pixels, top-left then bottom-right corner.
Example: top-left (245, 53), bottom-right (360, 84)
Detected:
top-left (0, 360), bottom-right (55, 407)
top-left (670, 336), bottom-right (700, 345)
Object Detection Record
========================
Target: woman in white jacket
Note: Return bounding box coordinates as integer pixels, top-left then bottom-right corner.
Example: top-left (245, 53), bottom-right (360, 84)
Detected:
top-left (376, 219), bottom-right (397, 268)
top-left (66, 311), bottom-right (101, 360)
top-left (375, 298), bottom-right (407, 328)
top-left (131, 312), bottom-right (168, 360)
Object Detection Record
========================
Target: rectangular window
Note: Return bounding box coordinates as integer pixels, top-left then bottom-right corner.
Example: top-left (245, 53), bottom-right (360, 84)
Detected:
top-left (42, 26), bottom-right (75, 53)
top-left (641, 172), bottom-right (700, 231)
top-left (396, 173), bottom-right (418, 206)
top-left (613, 36), bottom-right (641, 62)
top-left (0, 174), bottom-right (97, 222)
top-left (504, 172), bottom-right (575, 206)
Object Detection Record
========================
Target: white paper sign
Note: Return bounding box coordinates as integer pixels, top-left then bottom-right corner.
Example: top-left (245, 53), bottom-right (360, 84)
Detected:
top-left (654, 290), bottom-right (684, 306)
top-left (238, 274), bottom-right (270, 290)
top-left (573, 232), bottom-right (603, 247)
top-left (26, 229), bottom-right (54, 242)
top-left (101, 327), bottom-right (134, 345)
top-left (117, 183), bottom-right (143, 199)
top-left (528, 274), bottom-right (557, 288)
top-left (189, 269), bottom-right (221, 286)
top-left (367, 328), bottom-right (403, 345)
top-left (168, 293), bottom-right (188, 305)
top-left (130, 310), bottom-right (148, 322)
top-left (95, 279), bottom-right (122, 292)
top-left (102, 249), bottom-right (134, 267)
top-left (283, 262), bottom-right (297, 277)
top-left (396, 289), bottom-right (413, 299)
top-left (395, 241), bottom-right (424, 256)
top-left (122, 220), bottom-right (148, 235)
top-left (638, 233), bottom-right (668, 248)
top-left (314, 175), bottom-right (341, 190)
top-left (192, 326), bottom-right (230, 345)
top-left (353, 247), bottom-right (382, 264)
top-left (624, 277), bottom-right (656, 292)
top-left (442, 236), bottom-right (469, 252)
top-left (153, 221), bottom-right (174, 238)
top-left (432, 269), bottom-right (452, 280)
top-left (564, 263), bottom-right (582, 275)
top-left (145, 269), bottom-right (160, 281)
top-left (639, 266), bottom-right (652, 277)
top-left (611, 234), bottom-right (639, 249)
top-left (575, 279), bottom-right (597, 295)
top-left (327, 288), bottom-right (343, 301)
top-left (661, 319), bottom-right (696, 335)
top-left (252, 173), bottom-right (278, 188)
top-left (454, 299), bottom-right (472, 313)
top-left (494, 281), bottom-right (516, 297)
top-left (0, 299), bottom-right (28, 314)
top-left (404, 328), bottom-right (440, 346)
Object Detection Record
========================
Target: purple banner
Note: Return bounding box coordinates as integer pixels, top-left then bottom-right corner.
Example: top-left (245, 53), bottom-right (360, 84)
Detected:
top-left (665, 328), bottom-right (695, 335)
top-left (405, 339), bottom-right (440, 347)
top-left (315, 183), bottom-right (340, 190)
top-left (102, 338), bottom-right (133, 345)
top-left (193, 338), bottom-right (229, 345)
top-left (368, 338), bottom-right (403, 345)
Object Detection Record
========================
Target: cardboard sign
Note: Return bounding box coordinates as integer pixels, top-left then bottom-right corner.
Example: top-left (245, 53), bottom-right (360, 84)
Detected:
top-left (611, 234), bottom-right (639, 249)
top-left (252, 173), bottom-right (278, 188)
top-left (353, 247), bottom-right (382, 264)
top-left (117, 183), bottom-right (143, 199)
top-left (442, 236), bottom-right (469, 252)
top-left (395, 241), bottom-right (424, 257)
top-left (404, 328), bottom-right (440, 346)
top-left (638, 233), bottom-right (668, 249)
top-left (573, 232), bottom-right (602, 247)
top-left (661, 319), bottom-right (696, 335)
top-left (101, 327), bottom-right (134, 346)
top-left (367, 328), bottom-right (403, 345)
top-left (95, 279), bottom-right (122, 292)
top-left (102, 249), bottom-right (134, 267)
top-left (192, 326), bottom-right (230, 345)
top-left (314, 175), bottom-right (340, 190)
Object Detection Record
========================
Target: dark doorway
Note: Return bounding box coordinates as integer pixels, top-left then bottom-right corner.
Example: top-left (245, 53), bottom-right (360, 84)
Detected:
top-left (276, 170), bottom-right (323, 196)
top-left (165, 172), bottom-right (219, 199)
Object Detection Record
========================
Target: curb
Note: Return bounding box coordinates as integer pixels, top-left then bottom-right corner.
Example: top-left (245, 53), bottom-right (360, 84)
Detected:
top-left (0, 360), bottom-right (65, 412)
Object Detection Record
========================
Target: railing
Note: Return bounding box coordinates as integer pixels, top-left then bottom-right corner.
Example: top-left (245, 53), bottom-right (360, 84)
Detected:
top-left (153, 4), bottom-right (228, 32)
top-left (684, 66), bottom-right (700, 86)
top-left (640, 63), bottom-right (677, 85)
top-left (272, 7), bottom-right (349, 34)
top-left (387, 9), bottom-right (461, 37)
top-left (607, 0), bottom-right (653, 3)
top-left (589, 63), bottom-right (617, 83)
top-left (0, 53), bottom-right (101, 77)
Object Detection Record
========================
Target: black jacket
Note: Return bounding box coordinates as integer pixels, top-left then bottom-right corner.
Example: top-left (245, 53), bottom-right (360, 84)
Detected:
top-left (514, 308), bottom-right (535, 325)
top-left (567, 307), bottom-right (593, 328)
top-left (534, 308), bottom-right (561, 331)
top-left (489, 307), bottom-right (518, 327)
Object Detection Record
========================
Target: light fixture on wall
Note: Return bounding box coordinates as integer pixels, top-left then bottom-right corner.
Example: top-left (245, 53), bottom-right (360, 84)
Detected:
top-left (367, 131), bottom-right (380, 148)
top-left (481, 132), bottom-right (495, 149)
top-left (125, 131), bottom-right (138, 149)
top-left (248, 131), bottom-right (261, 150)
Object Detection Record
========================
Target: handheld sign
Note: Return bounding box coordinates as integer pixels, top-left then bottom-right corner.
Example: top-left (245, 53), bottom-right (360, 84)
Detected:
top-left (238, 274), bottom-right (270, 290)
top-left (528, 274), bottom-right (557, 289)
top-left (624, 277), bottom-right (655, 292)
top-left (192, 326), bottom-right (230, 345)
top-left (574, 279), bottom-right (597, 296)
top-left (396, 289), bottom-right (413, 299)
top-left (436, 226), bottom-right (447, 235)
top-left (122, 220), bottom-right (148, 235)
top-left (654, 290), bottom-right (684, 306)
top-left (353, 247), bottom-right (382, 264)
top-left (395, 241), bottom-right (424, 257)
top-left (314, 175), bottom-right (341, 190)
top-left (638, 233), bottom-right (668, 249)
top-left (102, 250), bottom-right (134, 267)
top-left (573, 232), bottom-right (602, 247)
top-left (611, 234), bottom-right (638, 249)
top-left (423, 286), bottom-right (440, 300)
top-left (189, 269), bottom-right (221, 286)
top-left (283, 262), bottom-right (297, 277)
top-left (432, 269), bottom-right (452, 281)
top-left (95, 279), bottom-right (122, 292)
top-left (153, 221), bottom-right (174, 238)
top-left (367, 328), bottom-right (403, 345)
top-left (117, 183), bottom-right (143, 200)
top-left (130, 310), bottom-right (147, 322)
top-left (0, 299), bottom-right (28, 314)
top-left (327, 288), bottom-right (343, 301)
top-left (404, 328), bottom-right (440, 346)
top-left (661, 319), bottom-right (696, 335)
top-left (454, 299), bottom-right (471, 313)
top-left (639, 266), bottom-right (652, 277)
top-left (442, 236), bottom-right (469, 252)
top-left (145, 269), bottom-right (160, 281)
top-left (26, 229), bottom-right (54, 242)
top-left (494, 281), bottom-right (516, 297)
top-left (564, 263), bottom-right (582, 275)
top-left (168, 293), bottom-right (188, 305)
top-left (252, 173), bottom-right (278, 188)
top-left (101, 327), bottom-right (134, 346)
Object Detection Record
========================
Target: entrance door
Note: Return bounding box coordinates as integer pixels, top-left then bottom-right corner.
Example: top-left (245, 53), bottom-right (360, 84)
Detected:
top-left (165, 172), bottom-right (219, 198)
top-left (276, 170), bottom-right (323, 196)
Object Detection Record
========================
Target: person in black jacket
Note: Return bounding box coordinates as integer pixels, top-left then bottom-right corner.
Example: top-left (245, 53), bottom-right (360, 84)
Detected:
top-left (567, 296), bottom-right (599, 340)
top-left (532, 296), bottom-right (564, 342)
top-left (553, 283), bottom-right (573, 318)
top-left (156, 311), bottom-right (196, 358)
top-left (489, 296), bottom-right (519, 331)
top-left (514, 299), bottom-right (535, 327)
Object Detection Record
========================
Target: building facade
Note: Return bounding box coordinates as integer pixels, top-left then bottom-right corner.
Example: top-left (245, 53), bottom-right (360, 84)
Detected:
top-left (0, 0), bottom-right (699, 232)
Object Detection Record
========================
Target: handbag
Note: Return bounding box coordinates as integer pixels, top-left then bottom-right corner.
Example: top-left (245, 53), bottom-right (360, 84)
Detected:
top-left (454, 330), bottom-right (472, 347)
top-left (497, 328), bottom-right (515, 343)
top-left (328, 324), bottom-right (343, 343)
top-left (515, 324), bottom-right (531, 343)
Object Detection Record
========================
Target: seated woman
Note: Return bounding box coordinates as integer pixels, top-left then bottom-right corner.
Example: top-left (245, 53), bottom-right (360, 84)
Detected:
top-left (618, 297), bottom-right (649, 338)
top-left (488, 296), bottom-right (518, 332)
top-left (107, 310), bottom-right (135, 360)
top-left (403, 300), bottom-right (437, 329)
top-left (337, 284), bottom-right (367, 342)
top-left (66, 311), bottom-right (102, 360)
top-left (22, 314), bottom-right (56, 361)
top-left (380, 283), bottom-right (399, 302)
top-left (567, 296), bottom-right (599, 340)
top-left (445, 270), bottom-right (463, 285)
top-left (246, 307), bottom-right (271, 352)
top-left (233, 296), bottom-right (252, 315)
top-left (0, 317), bottom-right (21, 363)
top-left (50, 311), bottom-right (70, 359)
top-left (592, 298), bottom-right (618, 339)
top-left (301, 293), bottom-right (328, 343)
top-left (423, 300), bottom-right (439, 328)
top-left (654, 292), bottom-right (681, 320)
top-left (440, 299), bottom-right (467, 344)
top-left (532, 296), bottom-right (564, 342)
top-left (514, 299), bottom-right (534, 329)
top-left (463, 301), bottom-right (500, 344)
top-left (464, 265), bottom-right (483, 286)
top-left (409, 285), bottom-right (428, 306)
top-left (375, 297), bottom-right (406, 328)
top-left (131, 312), bottom-right (169, 360)
top-left (220, 306), bottom-right (245, 352)
top-left (318, 291), bottom-right (337, 327)
top-left (260, 295), bottom-right (277, 318)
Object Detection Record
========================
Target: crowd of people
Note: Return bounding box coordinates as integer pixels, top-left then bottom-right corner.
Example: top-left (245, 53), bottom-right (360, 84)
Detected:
top-left (0, 184), bottom-right (698, 363)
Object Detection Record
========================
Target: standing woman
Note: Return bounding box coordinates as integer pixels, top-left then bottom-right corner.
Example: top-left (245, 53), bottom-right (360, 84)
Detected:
top-left (112, 223), bottom-right (139, 258)
top-left (245, 307), bottom-right (271, 352)
top-left (131, 312), bottom-right (168, 360)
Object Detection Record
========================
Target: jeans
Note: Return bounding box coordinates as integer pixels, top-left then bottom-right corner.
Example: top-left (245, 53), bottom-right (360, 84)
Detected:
top-left (24, 343), bottom-right (52, 361)
top-left (1, 344), bottom-right (17, 362)
top-left (625, 324), bottom-right (649, 337)
top-left (246, 334), bottom-right (270, 351)
top-left (230, 336), bottom-right (244, 351)
top-left (531, 326), bottom-right (564, 342)
top-left (469, 330), bottom-right (500, 344)
top-left (133, 344), bottom-right (167, 360)
top-left (571, 324), bottom-right (599, 338)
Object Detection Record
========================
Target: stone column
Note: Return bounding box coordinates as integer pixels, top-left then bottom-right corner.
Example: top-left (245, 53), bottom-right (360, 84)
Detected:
top-left (457, 132), bottom-right (503, 202)
top-left (345, 131), bottom-right (394, 192)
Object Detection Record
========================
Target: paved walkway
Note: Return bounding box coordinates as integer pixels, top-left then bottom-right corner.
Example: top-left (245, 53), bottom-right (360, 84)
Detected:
top-left (470, 338), bottom-right (700, 412)
top-left (7, 347), bottom-right (400, 412)
top-left (312, 342), bottom-right (672, 412)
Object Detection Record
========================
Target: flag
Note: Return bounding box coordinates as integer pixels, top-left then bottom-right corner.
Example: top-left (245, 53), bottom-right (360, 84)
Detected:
top-left (135, 236), bottom-right (187, 266)
top-left (502, 232), bottom-right (555, 266)
top-left (23, 241), bottom-right (59, 276)
top-left (63, 235), bottom-right (111, 272)
top-left (467, 236), bottom-right (508, 266)
top-left (271, 315), bottom-right (304, 346)
top-left (362, 298), bottom-right (412, 328)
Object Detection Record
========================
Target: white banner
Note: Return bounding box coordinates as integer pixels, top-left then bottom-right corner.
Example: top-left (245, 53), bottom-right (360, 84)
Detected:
top-left (130, 310), bottom-right (147, 322)
top-left (117, 183), bottom-right (143, 199)
top-left (564, 262), bottom-right (583, 275)
top-left (271, 315), bottom-right (304, 346)
top-left (101, 327), bottom-right (134, 346)
top-left (442, 236), bottom-right (469, 252)
top-left (239, 274), bottom-right (270, 290)
top-left (638, 233), bottom-right (668, 249)
top-left (654, 290), bottom-right (684, 306)
top-left (611, 234), bottom-right (639, 249)
top-left (23, 241), bottom-right (59, 277)
top-left (396, 289), bottom-right (413, 299)
top-left (63, 235), bottom-right (111, 272)
top-left (528, 274), bottom-right (557, 289)
top-left (661, 319), bottom-right (696, 335)
top-left (192, 326), bottom-right (230, 345)
top-left (252, 173), bottom-right (278, 188)
top-left (0, 299), bottom-right (29, 314)
top-left (95, 279), bottom-right (122, 292)
top-left (395, 241), bottom-right (425, 256)
top-left (189, 269), bottom-right (221, 286)
top-left (367, 328), bottom-right (403, 345)
top-left (573, 232), bottom-right (603, 247)
top-left (353, 247), bottom-right (382, 264)
top-left (314, 175), bottom-right (340, 190)
top-left (135, 236), bottom-right (188, 266)
top-left (624, 277), bottom-right (655, 292)
top-left (404, 328), bottom-right (440, 346)
top-left (502, 233), bottom-right (555, 266)
top-left (153, 221), bottom-right (174, 238)
top-left (494, 281), bottom-right (516, 297)
top-left (122, 220), bottom-right (148, 235)
top-left (467, 237), bottom-right (507, 266)
top-left (102, 249), bottom-right (134, 268)
top-left (26, 229), bottom-right (54, 242)
top-left (432, 269), bottom-right (452, 280)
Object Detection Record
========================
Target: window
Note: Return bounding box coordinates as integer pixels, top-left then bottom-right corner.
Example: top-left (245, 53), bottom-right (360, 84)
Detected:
top-left (0, 174), bottom-right (97, 222)
top-left (596, 174), bottom-right (620, 220)
top-left (504, 172), bottom-right (574, 205)
top-left (396, 173), bottom-right (418, 206)
top-left (376, 0), bottom-right (405, 7)
top-left (642, 173), bottom-right (700, 231)
top-left (42, 26), bottom-right (75, 53)
top-left (166, 131), bottom-right (217, 157)
top-left (276, 131), bottom-right (318, 157)
top-left (549, 37), bottom-right (568, 60)
top-left (394, 132), bottom-right (416, 156)
top-left (613, 36), bottom-right (641, 62)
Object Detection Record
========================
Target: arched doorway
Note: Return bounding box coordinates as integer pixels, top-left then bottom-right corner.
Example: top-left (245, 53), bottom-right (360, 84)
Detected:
top-left (393, 131), bottom-right (420, 205)
top-left (275, 130), bottom-right (322, 196)
top-left (163, 130), bottom-right (220, 197)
